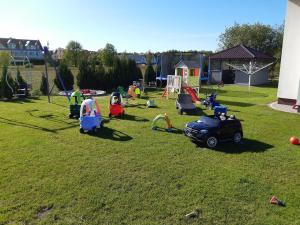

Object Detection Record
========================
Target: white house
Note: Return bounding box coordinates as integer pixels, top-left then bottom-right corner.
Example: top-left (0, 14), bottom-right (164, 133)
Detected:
top-left (277, 0), bottom-right (300, 109)
top-left (0, 37), bottom-right (44, 61)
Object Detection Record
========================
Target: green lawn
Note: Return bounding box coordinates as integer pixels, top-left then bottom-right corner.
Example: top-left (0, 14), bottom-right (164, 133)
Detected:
top-left (0, 84), bottom-right (299, 224)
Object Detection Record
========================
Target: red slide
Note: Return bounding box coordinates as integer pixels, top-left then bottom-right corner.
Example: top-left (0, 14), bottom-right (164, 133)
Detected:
top-left (183, 86), bottom-right (199, 102)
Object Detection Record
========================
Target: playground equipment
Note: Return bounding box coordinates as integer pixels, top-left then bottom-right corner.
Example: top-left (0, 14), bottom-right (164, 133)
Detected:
top-left (162, 75), bottom-right (182, 98)
top-left (176, 93), bottom-right (196, 115)
top-left (5, 56), bottom-right (32, 97)
top-left (289, 136), bottom-right (299, 145)
top-left (146, 99), bottom-right (156, 108)
top-left (43, 46), bottom-right (70, 103)
top-left (152, 113), bottom-right (172, 132)
top-left (162, 75), bottom-right (200, 102)
top-left (69, 90), bottom-right (85, 119)
top-left (79, 98), bottom-right (103, 133)
top-left (109, 92), bottom-right (125, 117)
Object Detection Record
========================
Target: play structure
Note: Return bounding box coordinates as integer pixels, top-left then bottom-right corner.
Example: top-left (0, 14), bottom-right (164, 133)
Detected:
top-left (127, 81), bottom-right (142, 99)
top-left (176, 93), bottom-right (196, 115)
top-left (151, 113), bottom-right (172, 132)
top-left (69, 90), bottom-right (85, 119)
top-left (162, 75), bottom-right (200, 102)
top-left (5, 56), bottom-right (32, 97)
top-left (109, 92), bottom-right (125, 117)
top-left (79, 98), bottom-right (103, 133)
top-left (43, 46), bottom-right (70, 103)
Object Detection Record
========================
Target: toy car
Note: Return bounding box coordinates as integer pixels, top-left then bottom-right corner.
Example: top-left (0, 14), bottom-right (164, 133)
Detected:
top-left (184, 115), bottom-right (243, 148)
top-left (176, 93), bottom-right (196, 115)
top-left (109, 92), bottom-right (125, 117)
top-left (79, 98), bottom-right (103, 133)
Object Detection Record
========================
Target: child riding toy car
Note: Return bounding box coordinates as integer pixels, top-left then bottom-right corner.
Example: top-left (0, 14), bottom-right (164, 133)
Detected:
top-left (79, 98), bottom-right (103, 133)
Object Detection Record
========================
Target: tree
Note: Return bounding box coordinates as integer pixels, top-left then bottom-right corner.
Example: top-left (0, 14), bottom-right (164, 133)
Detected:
top-left (0, 66), bottom-right (16, 99)
top-left (40, 73), bottom-right (48, 95)
top-left (0, 52), bottom-right (10, 67)
top-left (54, 61), bottom-right (74, 91)
top-left (98, 43), bottom-right (117, 67)
top-left (64, 41), bottom-right (83, 67)
top-left (144, 63), bottom-right (156, 84)
top-left (218, 22), bottom-right (284, 57)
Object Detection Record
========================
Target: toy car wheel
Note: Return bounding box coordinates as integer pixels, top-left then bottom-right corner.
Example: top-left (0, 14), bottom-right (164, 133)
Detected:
top-left (206, 136), bottom-right (218, 148)
top-left (233, 132), bottom-right (242, 143)
top-left (109, 113), bottom-right (112, 118)
top-left (178, 108), bottom-right (183, 115)
top-left (69, 114), bottom-right (73, 119)
top-left (93, 127), bottom-right (98, 133)
top-left (100, 121), bottom-right (104, 128)
top-left (79, 128), bottom-right (84, 133)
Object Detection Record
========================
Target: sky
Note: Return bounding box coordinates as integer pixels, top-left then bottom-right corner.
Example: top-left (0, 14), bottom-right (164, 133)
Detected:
top-left (0, 0), bottom-right (287, 53)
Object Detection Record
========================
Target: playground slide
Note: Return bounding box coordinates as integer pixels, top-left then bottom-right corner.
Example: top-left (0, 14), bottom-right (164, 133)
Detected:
top-left (183, 86), bottom-right (199, 102)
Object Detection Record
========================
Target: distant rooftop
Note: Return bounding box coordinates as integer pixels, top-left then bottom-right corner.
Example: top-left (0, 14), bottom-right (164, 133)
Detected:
top-left (210, 44), bottom-right (274, 60)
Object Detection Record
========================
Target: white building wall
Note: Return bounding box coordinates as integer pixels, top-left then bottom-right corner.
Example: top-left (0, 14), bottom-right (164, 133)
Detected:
top-left (277, 0), bottom-right (300, 101)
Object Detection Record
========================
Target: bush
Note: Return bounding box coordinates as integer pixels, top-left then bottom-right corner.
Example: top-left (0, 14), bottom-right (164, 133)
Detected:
top-left (144, 64), bottom-right (156, 84)
top-left (54, 61), bottom-right (74, 91)
top-left (40, 73), bottom-right (48, 95)
top-left (0, 66), bottom-right (16, 99)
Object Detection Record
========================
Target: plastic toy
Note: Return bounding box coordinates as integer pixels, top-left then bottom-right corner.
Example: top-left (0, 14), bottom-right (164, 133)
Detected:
top-left (109, 92), bottom-right (125, 117)
top-left (79, 98), bottom-right (103, 133)
top-left (128, 85), bottom-right (137, 98)
top-left (184, 115), bottom-right (243, 148)
top-left (202, 92), bottom-right (219, 109)
top-left (152, 113), bottom-right (172, 132)
top-left (69, 90), bottom-right (85, 119)
top-left (146, 100), bottom-right (156, 108)
top-left (135, 87), bottom-right (141, 98)
top-left (214, 105), bottom-right (227, 117)
top-left (270, 196), bottom-right (285, 207)
top-left (117, 86), bottom-right (127, 98)
top-left (176, 93), bottom-right (196, 115)
top-left (289, 136), bottom-right (299, 145)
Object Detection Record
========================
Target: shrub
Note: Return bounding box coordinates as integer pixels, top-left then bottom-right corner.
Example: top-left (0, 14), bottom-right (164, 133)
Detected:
top-left (54, 61), bottom-right (74, 91)
top-left (0, 66), bottom-right (16, 99)
top-left (40, 73), bottom-right (48, 95)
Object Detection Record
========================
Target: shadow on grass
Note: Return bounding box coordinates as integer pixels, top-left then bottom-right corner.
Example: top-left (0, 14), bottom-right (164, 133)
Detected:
top-left (89, 126), bottom-right (132, 141)
top-left (125, 103), bottom-right (146, 109)
top-left (218, 100), bottom-right (255, 107)
top-left (152, 127), bottom-right (183, 134)
top-left (110, 114), bottom-right (149, 122)
top-left (195, 138), bottom-right (273, 153)
top-left (0, 97), bottom-right (39, 103)
top-left (0, 116), bottom-right (56, 133)
top-left (200, 88), bottom-right (268, 98)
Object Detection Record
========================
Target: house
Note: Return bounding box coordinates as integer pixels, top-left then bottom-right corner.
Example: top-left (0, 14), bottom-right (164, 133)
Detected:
top-left (52, 47), bottom-right (65, 60)
top-left (0, 37), bottom-right (44, 61)
top-left (277, 0), bottom-right (300, 110)
top-left (209, 44), bottom-right (274, 85)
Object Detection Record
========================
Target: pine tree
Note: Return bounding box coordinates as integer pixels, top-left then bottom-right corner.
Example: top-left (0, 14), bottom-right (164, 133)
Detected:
top-left (54, 61), bottom-right (74, 91)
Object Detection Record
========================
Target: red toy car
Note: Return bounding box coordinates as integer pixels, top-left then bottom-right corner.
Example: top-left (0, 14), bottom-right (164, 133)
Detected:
top-left (109, 92), bottom-right (125, 117)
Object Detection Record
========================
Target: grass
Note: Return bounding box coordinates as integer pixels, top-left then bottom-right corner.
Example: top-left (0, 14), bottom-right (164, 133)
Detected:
top-left (0, 84), bottom-right (299, 224)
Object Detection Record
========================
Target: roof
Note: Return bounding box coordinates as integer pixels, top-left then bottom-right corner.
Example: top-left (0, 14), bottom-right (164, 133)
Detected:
top-left (0, 38), bottom-right (43, 50)
top-left (210, 44), bottom-right (274, 61)
top-left (175, 60), bottom-right (200, 68)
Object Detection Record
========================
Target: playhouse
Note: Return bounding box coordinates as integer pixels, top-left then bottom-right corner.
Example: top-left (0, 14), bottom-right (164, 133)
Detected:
top-left (174, 60), bottom-right (200, 84)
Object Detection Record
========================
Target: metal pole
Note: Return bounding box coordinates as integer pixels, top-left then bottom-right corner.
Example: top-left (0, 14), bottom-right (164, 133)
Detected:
top-left (44, 60), bottom-right (51, 103)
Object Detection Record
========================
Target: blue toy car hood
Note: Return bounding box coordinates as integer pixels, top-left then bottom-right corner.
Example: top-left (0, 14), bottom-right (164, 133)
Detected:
top-left (187, 121), bottom-right (210, 130)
